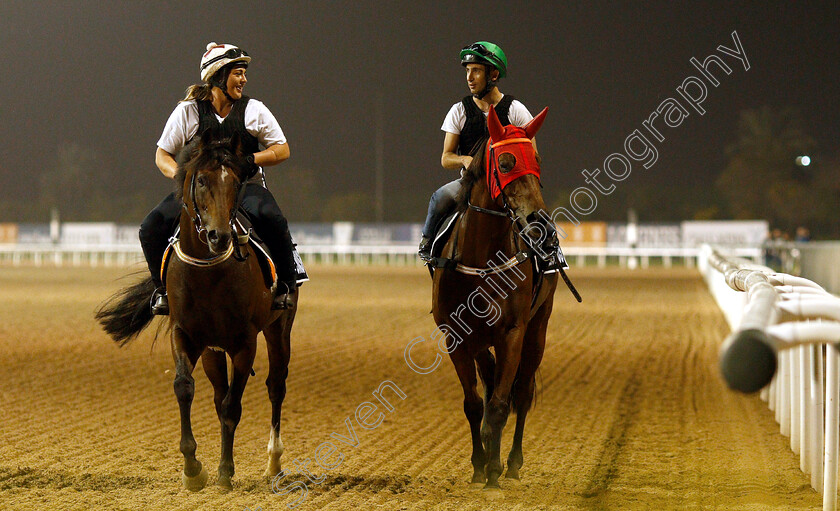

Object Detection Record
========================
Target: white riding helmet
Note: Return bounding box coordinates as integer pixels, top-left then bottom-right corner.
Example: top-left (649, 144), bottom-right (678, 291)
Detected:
top-left (199, 42), bottom-right (251, 83)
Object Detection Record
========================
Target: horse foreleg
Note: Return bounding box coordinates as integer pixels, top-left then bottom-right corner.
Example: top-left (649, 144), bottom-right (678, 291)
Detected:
top-left (475, 349), bottom-right (495, 451)
top-left (484, 326), bottom-right (524, 490)
top-left (449, 348), bottom-right (486, 486)
top-left (171, 327), bottom-right (207, 491)
top-left (217, 342), bottom-right (256, 490)
top-left (506, 300), bottom-right (550, 481)
top-left (201, 349), bottom-right (231, 483)
top-left (263, 316), bottom-right (293, 480)
top-left (201, 349), bottom-right (230, 420)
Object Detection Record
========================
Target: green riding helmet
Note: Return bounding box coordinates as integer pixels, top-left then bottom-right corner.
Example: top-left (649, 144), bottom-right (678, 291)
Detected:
top-left (460, 41), bottom-right (508, 78)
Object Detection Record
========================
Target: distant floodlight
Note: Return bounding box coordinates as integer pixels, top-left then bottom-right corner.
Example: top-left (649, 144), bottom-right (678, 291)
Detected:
top-left (796, 155), bottom-right (811, 167)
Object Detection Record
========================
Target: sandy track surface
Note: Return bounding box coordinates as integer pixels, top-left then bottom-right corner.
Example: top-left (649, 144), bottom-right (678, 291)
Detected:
top-left (0, 265), bottom-right (822, 510)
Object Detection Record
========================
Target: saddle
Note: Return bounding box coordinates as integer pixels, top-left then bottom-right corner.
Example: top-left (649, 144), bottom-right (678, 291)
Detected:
top-left (160, 210), bottom-right (308, 290)
top-left (424, 207), bottom-right (573, 314)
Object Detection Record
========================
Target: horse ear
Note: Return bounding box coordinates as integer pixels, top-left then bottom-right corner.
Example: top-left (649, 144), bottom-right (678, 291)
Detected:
top-left (524, 107), bottom-right (548, 139)
top-left (200, 127), bottom-right (215, 147)
top-left (487, 105), bottom-right (505, 142)
top-left (229, 131), bottom-right (244, 156)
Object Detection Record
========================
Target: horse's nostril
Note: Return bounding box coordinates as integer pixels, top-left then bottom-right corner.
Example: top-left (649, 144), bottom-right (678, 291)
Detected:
top-left (207, 230), bottom-right (218, 243)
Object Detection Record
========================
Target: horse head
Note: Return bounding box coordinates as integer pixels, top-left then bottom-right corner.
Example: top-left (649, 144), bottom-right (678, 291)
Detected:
top-left (486, 104), bottom-right (549, 242)
top-left (178, 129), bottom-right (250, 255)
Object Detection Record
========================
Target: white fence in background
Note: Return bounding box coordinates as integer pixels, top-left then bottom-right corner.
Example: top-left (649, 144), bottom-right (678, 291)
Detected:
top-left (0, 243), bottom-right (765, 268)
top-left (700, 245), bottom-right (840, 511)
top-left (798, 242), bottom-right (840, 295)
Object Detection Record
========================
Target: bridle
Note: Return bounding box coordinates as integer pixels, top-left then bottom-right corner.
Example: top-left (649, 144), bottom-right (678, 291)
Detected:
top-left (469, 137), bottom-right (538, 232)
top-left (458, 137), bottom-right (539, 276)
top-left (181, 161), bottom-right (249, 263)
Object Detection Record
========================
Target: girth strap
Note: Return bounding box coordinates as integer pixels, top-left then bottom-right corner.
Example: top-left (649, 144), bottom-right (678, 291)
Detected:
top-left (433, 250), bottom-right (531, 277)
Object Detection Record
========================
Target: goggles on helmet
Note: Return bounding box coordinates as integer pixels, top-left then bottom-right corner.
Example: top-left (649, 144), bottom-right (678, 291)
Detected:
top-left (201, 48), bottom-right (250, 72)
top-left (462, 43), bottom-right (495, 59)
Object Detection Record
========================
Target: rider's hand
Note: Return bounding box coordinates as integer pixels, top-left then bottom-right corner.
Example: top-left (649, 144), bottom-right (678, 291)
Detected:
top-left (461, 155), bottom-right (473, 169)
top-left (245, 154), bottom-right (259, 178)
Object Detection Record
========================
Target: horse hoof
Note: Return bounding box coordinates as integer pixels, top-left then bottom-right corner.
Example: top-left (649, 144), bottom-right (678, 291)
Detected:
top-left (504, 476), bottom-right (523, 487)
top-left (217, 476), bottom-right (233, 491)
top-left (504, 468), bottom-right (521, 481)
top-left (482, 486), bottom-right (504, 500)
top-left (263, 468), bottom-right (282, 481)
top-left (182, 466), bottom-right (209, 492)
top-left (469, 482), bottom-right (485, 489)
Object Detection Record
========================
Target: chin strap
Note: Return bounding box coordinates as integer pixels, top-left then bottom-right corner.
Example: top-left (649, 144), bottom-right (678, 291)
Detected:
top-left (213, 83), bottom-right (235, 102)
top-left (473, 74), bottom-right (498, 100)
top-left (210, 68), bottom-right (236, 102)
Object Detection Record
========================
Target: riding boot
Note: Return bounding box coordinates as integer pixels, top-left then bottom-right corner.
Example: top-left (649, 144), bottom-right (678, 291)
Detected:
top-left (265, 225), bottom-right (298, 311)
top-left (272, 280), bottom-right (297, 310)
top-left (268, 235), bottom-right (299, 310)
top-left (418, 235), bottom-right (432, 262)
top-left (151, 287), bottom-right (169, 316)
top-left (540, 231), bottom-right (566, 273)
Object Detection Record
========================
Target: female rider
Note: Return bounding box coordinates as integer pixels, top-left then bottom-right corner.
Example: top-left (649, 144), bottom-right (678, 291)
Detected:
top-left (140, 42), bottom-right (298, 314)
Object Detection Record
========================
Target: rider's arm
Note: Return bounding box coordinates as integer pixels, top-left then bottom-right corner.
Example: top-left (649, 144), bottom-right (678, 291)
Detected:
top-left (155, 147), bottom-right (179, 179)
top-left (441, 132), bottom-right (472, 170)
top-left (254, 142), bottom-right (290, 167)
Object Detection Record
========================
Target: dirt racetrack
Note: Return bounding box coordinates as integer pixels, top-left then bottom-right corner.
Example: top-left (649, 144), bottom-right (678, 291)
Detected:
top-left (0, 264), bottom-right (823, 510)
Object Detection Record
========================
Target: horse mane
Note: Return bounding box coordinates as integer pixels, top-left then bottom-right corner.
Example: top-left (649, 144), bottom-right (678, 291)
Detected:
top-left (174, 138), bottom-right (201, 201)
top-left (173, 134), bottom-right (247, 201)
top-left (454, 137), bottom-right (489, 210)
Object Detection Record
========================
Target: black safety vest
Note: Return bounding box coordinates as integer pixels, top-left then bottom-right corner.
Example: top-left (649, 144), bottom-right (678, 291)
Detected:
top-left (458, 94), bottom-right (515, 156)
top-left (193, 96), bottom-right (260, 156)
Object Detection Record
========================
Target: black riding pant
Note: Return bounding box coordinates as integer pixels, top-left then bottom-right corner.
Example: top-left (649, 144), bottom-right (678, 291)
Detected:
top-left (139, 192), bottom-right (180, 288)
top-left (138, 184), bottom-right (296, 288)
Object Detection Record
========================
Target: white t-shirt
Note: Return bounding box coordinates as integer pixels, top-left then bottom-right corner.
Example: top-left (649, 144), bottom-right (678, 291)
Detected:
top-left (157, 99), bottom-right (287, 155)
top-left (440, 95), bottom-right (533, 134)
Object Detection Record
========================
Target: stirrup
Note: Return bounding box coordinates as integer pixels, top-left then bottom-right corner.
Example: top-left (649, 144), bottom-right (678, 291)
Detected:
top-left (151, 287), bottom-right (169, 316)
top-left (541, 244), bottom-right (568, 273)
top-left (418, 236), bottom-right (432, 262)
top-left (272, 281), bottom-right (296, 310)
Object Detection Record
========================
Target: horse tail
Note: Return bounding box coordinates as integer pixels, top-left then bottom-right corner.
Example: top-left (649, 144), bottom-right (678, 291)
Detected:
top-left (95, 276), bottom-right (157, 346)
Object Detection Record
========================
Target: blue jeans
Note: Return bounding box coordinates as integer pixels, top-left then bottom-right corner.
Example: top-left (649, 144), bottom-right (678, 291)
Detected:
top-left (423, 178), bottom-right (465, 238)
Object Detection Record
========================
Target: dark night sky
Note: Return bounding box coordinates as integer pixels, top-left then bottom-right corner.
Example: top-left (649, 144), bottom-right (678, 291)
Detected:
top-left (1, 1), bottom-right (838, 222)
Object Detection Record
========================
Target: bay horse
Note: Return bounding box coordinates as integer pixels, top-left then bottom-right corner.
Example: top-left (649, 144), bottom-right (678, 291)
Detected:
top-left (432, 105), bottom-right (557, 493)
top-left (96, 129), bottom-right (295, 491)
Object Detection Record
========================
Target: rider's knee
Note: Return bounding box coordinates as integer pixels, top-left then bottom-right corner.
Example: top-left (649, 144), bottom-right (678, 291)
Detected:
top-left (258, 202), bottom-right (288, 229)
top-left (139, 211), bottom-right (163, 245)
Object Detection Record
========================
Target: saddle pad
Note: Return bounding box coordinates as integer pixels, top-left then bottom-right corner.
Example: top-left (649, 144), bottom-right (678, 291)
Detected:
top-left (430, 210), bottom-right (462, 260)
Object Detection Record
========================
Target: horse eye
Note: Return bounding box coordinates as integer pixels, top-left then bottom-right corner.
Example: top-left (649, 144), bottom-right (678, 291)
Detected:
top-left (498, 153), bottom-right (516, 173)
top-left (196, 175), bottom-right (207, 187)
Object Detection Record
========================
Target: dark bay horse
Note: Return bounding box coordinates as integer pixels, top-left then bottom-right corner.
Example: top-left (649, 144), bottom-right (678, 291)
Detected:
top-left (432, 105), bottom-right (557, 493)
top-left (96, 129), bottom-right (295, 491)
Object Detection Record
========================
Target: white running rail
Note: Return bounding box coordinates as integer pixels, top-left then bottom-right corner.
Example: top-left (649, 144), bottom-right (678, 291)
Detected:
top-left (700, 245), bottom-right (840, 511)
top-left (0, 243), bottom-right (762, 268)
